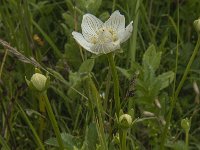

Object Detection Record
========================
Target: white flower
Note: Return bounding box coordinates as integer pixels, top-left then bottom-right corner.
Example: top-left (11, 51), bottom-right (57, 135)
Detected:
top-left (72, 10), bottom-right (133, 55)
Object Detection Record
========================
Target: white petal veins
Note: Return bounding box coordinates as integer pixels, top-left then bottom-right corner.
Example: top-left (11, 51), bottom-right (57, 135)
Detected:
top-left (104, 10), bottom-right (125, 33)
top-left (118, 21), bottom-right (133, 43)
top-left (81, 14), bottom-right (103, 42)
top-left (72, 31), bottom-right (93, 51)
top-left (72, 10), bottom-right (133, 55)
top-left (90, 40), bottom-right (120, 54)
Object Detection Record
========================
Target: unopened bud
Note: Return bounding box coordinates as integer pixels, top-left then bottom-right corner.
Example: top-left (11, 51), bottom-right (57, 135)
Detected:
top-left (143, 111), bottom-right (155, 117)
top-left (155, 98), bottom-right (161, 109)
top-left (194, 18), bottom-right (200, 33)
top-left (193, 81), bottom-right (199, 95)
top-left (181, 118), bottom-right (191, 132)
top-left (112, 133), bottom-right (120, 144)
top-left (119, 114), bottom-right (133, 129)
top-left (26, 72), bottom-right (49, 92)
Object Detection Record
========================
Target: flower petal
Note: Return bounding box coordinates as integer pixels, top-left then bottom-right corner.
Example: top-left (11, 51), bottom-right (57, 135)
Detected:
top-left (90, 40), bottom-right (120, 54)
top-left (81, 14), bottom-right (103, 42)
top-left (118, 21), bottom-right (133, 43)
top-left (104, 10), bottom-right (125, 33)
top-left (72, 31), bottom-right (93, 51)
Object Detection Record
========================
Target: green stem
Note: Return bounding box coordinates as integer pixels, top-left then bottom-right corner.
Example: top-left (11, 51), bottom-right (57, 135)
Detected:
top-left (175, 37), bottom-right (200, 97)
top-left (185, 131), bottom-right (189, 149)
top-left (130, 0), bottom-right (140, 65)
top-left (17, 103), bottom-right (45, 150)
top-left (87, 77), bottom-right (107, 150)
top-left (38, 94), bottom-right (46, 140)
top-left (121, 130), bottom-right (127, 150)
top-left (112, 0), bottom-right (116, 12)
top-left (160, 37), bottom-right (200, 149)
top-left (0, 49), bottom-right (7, 79)
top-left (40, 92), bottom-right (65, 150)
top-left (107, 53), bottom-right (120, 117)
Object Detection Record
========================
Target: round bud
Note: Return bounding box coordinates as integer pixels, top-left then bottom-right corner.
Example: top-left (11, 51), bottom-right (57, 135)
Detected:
top-left (30, 73), bottom-right (48, 92)
top-left (181, 118), bottom-right (190, 132)
top-left (119, 114), bottom-right (133, 129)
top-left (194, 18), bottom-right (200, 33)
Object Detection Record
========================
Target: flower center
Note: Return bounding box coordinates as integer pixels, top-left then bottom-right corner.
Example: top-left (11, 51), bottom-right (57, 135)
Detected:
top-left (91, 27), bottom-right (118, 44)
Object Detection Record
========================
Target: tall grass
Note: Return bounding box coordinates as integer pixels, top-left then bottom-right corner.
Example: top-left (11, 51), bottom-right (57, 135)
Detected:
top-left (0, 0), bottom-right (200, 149)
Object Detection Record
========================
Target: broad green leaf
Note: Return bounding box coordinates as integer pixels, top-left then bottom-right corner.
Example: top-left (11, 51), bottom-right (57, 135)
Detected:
top-left (79, 59), bottom-right (95, 73)
top-left (136, 65), bottom-right (161, 104)
top-left (157, 71), bottom-right (174, 90)
top-left (65, 43), bottom-right (82, 70)
top-left (142, 44), bottom-right (162, 71)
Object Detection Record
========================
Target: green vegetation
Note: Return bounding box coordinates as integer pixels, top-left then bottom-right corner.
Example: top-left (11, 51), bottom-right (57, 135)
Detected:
top-left (0, 0), bottom-right (200, 149)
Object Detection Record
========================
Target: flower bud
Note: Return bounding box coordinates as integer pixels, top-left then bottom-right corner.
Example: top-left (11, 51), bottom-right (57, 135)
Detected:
top-left (181, 118), bottom-right (191, 132)
top-left (119, 114), bottom-right (133, 129)
top-left (112, 133), bottom-right (120, 144)
top-left (26, 72), bottom-right (49, 92)
top-left (194, 18), bottom-right (200, 33)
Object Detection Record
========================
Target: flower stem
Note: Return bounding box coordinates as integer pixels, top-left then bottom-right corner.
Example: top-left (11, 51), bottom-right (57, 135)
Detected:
top-left (121, 130), bottom-right (127, 150)
top-left (160, 36), bottom-right (200, 149)
top-left (40, 92), bottom-right (65, 150)
top-left (107, 52), bottom-right (120, 117)
top-left (185, 131), bottom-right (189, 149)
top-left (38, 94), bottom-right (46, 140)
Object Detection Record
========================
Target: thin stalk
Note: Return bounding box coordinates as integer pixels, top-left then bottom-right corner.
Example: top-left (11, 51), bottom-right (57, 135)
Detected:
top-left (175, 37), bottom-right (200, 97)
top-left (160, 37), bottom-right (200, 149)
top-left (185, 131), bottom-right (189, 149)
top-left (112, 0), bottom-right (116, 12)
top-left (104, 70), bottom-right (111, 116)
top-left (107, 53), bottom-right (120, 117)
top-left (130, 0), bottom-right (141, 64)
top-left (40, 92), bottom-right (65, 150)
top-left (17, 103), bottom-right (45, 150)
top-left (87, 77), bottom-right (107, 150)
top-left (0, 49), bottom-right (8, 79)
top-left (38, 94), bottom-right (46, 140)
top-left (121, 130), bottom-right (127, 150)
top-left (73, 6), bottom-right (85, 61)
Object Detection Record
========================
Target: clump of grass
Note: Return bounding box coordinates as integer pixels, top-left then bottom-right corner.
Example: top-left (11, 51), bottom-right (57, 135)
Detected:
top-left (1, 0), bottom-right (200, 149)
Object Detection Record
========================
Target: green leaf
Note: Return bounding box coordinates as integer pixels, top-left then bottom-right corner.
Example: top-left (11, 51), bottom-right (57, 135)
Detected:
top-left (62, 12), bottom-right (74, 28)
top-left (65, 43), bottom-right (82, 70)
top-left (67, 71), bottom-right (82, 99)
top-left (77, 0), bottom-right (102, 14)
top-left (142, 44), bottom-right (162, 71)
top-left (79, 59), bottom-right (95, 73)
top-left (116, 66), bottom-right (131, 79)
top-left (45, 133), bottom-right (76, 149)
top-left (165, 140), bottom-right (187, 150)
top-left (157, 71), bottom-right (174, 90)
top-left (136, 65), bottom-right (161, 104)
top-left (82, 123), bottom-right (98, 150)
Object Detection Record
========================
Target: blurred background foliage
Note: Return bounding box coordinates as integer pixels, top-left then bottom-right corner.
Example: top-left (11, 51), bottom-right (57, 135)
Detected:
top-left (0, 0), bottom-right (200, 149)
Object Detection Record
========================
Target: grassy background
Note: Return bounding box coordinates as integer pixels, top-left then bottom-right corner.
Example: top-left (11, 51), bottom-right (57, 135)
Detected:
top-left (0, 0), bottom-right (200, 149)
